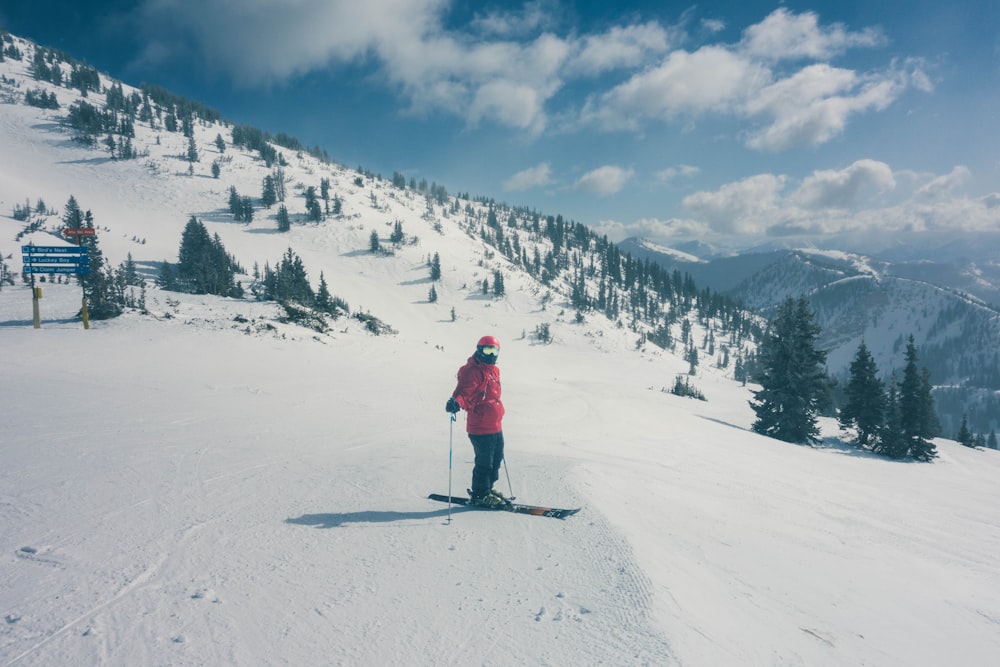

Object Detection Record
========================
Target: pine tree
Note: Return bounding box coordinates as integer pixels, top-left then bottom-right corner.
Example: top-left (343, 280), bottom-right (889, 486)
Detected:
top-left (62, 195), bottom-right (84, 229)
top-left (956, 414), bottom-right (975, 447)
top-left (430, 252), bottom-right (441, 281)
top-left (369, 230), bottom-right (380, 253)
top-left (261, 175), bottom-right (277, 208)
top-left (228, 186), bottom-right (242, 217)
top-left (428, 285), bottom-right (438, 303)
top-left (987, 430), bottom-right (998, 450)
top-left (276, 205), bottom-right (290, 232)
top-left (877, 374), bottom-right (909, 459)
top-left (76, 208), bottom-right (121, 319)
top-left (839, 341), bottom-right (884, 448)
top-left (176, 216), bottom-right (238, 296)
top-left (493, 270), bottom-right (505, 297)
top-left (315, 272), bottom-right (334, 313)
top-left (750, 296), bottom-right (828, 444)
top-left (899, 336), bottom-right (938, 461)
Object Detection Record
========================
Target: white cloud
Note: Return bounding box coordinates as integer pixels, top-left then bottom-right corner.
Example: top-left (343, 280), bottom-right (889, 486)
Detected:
top-left (739, 8), bottom-right (884, 61)
top-left (743, 63), bottom-right (913, 151)
top-left (590, 216), bottom-right (711, 243)
top-left (647, 163), bottom-right (1000, 241)
top-left (504, 163), bottom-right (553, 192)
top-left (581, 46), bottom-right (770, 129)
top-left (469, 0), bottom-right (557, 37)
top-left (916, 166), bottom-right (971, 201)
top-left (790, 159), bottom-right (896, 210)
top-left (701, 19), bottom-right (725, 35)
top-left (575, 165), bottom-right (634, 196)
top-left (130, 3), bottom-right (927, 149)
top-left (570, 22), bottom-right (671, 75)
top-left (681, 174), bottom-right (788, 234)
top-left (656, 165), bottom-right (701, 184)
top-left (576, 9), bottom-right (924, 150)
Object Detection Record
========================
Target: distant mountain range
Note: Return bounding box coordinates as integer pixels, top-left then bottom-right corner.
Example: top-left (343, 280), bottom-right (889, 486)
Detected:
top-left (620, 237), bottom-right (1000, 436)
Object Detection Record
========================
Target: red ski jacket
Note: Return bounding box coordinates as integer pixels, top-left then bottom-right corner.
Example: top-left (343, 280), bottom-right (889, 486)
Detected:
top-left (452, 355), bottom-right (505, 434)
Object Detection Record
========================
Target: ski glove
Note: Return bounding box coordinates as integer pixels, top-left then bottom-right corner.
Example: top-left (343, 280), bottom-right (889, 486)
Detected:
top-left (446, 397), bottom-right (461, 414)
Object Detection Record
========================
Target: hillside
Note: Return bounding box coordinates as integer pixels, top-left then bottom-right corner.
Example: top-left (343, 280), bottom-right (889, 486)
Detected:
top-left (3, 31), bottom-right (1000, 667)
top-left (620, 238), bottom-right (1000, 436)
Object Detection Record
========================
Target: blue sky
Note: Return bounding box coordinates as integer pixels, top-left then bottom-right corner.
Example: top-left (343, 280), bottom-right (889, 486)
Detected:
top-left (3, 1), bottom-right (999, 247)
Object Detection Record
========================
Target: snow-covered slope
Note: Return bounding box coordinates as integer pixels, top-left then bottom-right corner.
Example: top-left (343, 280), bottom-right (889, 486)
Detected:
top-left (3, 33), bottom-right (1000, 666)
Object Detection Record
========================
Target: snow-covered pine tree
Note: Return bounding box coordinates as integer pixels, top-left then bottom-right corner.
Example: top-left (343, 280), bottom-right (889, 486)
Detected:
top-left (839, 341), bottom-right (884, 448)
top-left (750, 296), bottom-right (828, 444)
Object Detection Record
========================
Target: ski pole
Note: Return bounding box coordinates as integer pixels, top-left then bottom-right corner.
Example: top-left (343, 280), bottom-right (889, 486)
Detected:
top-left (447, 413), bottom-right (455, 524)
top-left (502, 456), bottom-right (513, 500)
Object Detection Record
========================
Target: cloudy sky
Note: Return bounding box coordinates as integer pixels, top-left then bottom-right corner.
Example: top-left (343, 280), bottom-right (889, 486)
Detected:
top-left (3, 0), bottom-right (999, 247)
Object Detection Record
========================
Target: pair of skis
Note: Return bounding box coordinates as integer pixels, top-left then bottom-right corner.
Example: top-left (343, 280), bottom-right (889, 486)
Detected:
top-left (427, 493), bottom-right (580, 520)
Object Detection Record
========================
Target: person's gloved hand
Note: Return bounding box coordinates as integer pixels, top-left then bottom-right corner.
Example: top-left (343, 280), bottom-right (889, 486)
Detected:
top-left (446, 397), bottom-right (461, 414)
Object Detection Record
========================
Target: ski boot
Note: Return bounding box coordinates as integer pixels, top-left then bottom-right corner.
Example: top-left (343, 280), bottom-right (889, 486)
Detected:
top-left (469, 489), bottom-right (505, 508)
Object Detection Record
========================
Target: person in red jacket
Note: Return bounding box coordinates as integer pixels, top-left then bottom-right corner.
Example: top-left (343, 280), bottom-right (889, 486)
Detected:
top-left (446, 335), bottom-right (509, 507)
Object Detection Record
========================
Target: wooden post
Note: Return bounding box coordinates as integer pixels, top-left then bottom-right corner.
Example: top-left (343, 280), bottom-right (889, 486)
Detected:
top-left (32, 285), bottom-right (41, 329)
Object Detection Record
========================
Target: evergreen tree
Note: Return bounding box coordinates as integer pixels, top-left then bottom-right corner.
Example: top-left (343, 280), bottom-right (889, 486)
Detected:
top-left (214, 133), bottom-right (226, 153)
top-left (899, 336), bottom-right (938, 461)
top-left (750, 296), bottom-right (828, 444)
top-left (239, 196), bottom-right (254, 222)
top-left (211, 161), bottom-right (221, 178)
top-left (62, 195), bottom-right (84, 229)
top-left (276, 205), bottom-right (290, 232)
top-left (428, 285), bottom-right (438, 303)
top-left (304, 186), bottom-right (318, 216)
top-left (156, 260), bottom-right (176, 289)
top-left (493, 270), bottom-right (505, 297)
top-left (77, 208), bottom-right (122, 320)
top-left (262, 248), bottom-right (314, 305)
top-left (987, 430), bottom-right (998, 450)
top-left (839, 341), bottom-right (884, 448)
top-left (390, 220), bottom-right (404, 244)
top-left (272, 168), bottom-right (287, 202)
top-left (315, 272), bottom-right (334, 313)
top-left (878, 374), bottom-right (909, 459)
top-left (369, 230), bottom-right (380, 253)
top-left (430, 252), bottom-right (441, 281)
top-left (186, 135), bottom-right (198, 163)
top-left (176, 216), bottom-right (238, 295)
top-left (261, 175), bottom-right (277, 208)
top-left (956, 414), bottom-right (975, 447)
top-left (228, 186), bottom-right (241, 217)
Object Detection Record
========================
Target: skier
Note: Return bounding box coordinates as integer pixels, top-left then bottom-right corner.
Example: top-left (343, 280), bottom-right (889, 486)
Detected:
top-left (446, 335), bottom-right (509, 508)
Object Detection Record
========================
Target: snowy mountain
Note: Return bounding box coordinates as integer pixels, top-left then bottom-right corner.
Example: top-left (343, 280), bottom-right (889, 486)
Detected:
top-left (3, 31), bottom-right (1000, 667)
top-left (620, 238), bottom-right (1000, 435)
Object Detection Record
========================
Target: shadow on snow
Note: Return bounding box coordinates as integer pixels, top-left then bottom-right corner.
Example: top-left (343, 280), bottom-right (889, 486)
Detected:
top-left (285, 507), bottom-right (470, 528)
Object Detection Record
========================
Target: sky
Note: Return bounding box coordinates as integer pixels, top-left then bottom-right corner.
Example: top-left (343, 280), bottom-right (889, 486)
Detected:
top-left (3, 0), bottom-right (1000, 247)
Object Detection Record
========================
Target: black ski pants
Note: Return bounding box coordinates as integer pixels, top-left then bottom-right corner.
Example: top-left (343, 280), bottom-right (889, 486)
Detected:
top-left (469, 431), bottom-right (504, 495)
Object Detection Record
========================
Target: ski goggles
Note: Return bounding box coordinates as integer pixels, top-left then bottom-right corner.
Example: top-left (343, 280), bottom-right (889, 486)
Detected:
top-left (480, 345), bottom-right (500, 355)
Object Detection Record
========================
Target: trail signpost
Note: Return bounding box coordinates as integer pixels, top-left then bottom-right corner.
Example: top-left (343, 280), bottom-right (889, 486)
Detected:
top-left (22, 232), bottom-right (93, 328)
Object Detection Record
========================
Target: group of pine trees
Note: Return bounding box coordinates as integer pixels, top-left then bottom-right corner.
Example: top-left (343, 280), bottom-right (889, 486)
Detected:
top-left (157, 218), bottom-right (350, 320)
top-left (751, 296), bottom-right (941, 461)
top-left (33, 195), bottom-right (147, 319)
top-left (838, 336), bottom-right (940, 460)
top-left (158, 216), bottom-right (244, 297)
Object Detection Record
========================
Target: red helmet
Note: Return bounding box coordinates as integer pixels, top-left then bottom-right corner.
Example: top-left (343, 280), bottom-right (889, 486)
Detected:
top-left (477, 335), bottom-right (500, 348)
